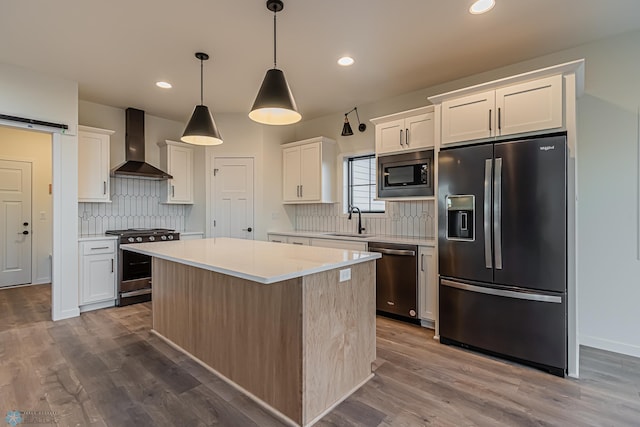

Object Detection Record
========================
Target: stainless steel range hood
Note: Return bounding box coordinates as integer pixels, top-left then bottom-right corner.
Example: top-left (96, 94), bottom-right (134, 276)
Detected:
top-left (111, 108), bottom-right (172, 180)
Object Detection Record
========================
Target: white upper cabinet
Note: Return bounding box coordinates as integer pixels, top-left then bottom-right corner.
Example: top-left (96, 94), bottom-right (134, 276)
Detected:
top-left (282, 137), bottom-right (336, 204)
top-left (371, 106), bottom-right (435, 155)
top-left (441, 90), bottom-right (495, 144)
top-left (158, 140), bottom-right (194, 204)
top-left (495, 75), bottom-right (563, 137)
top-left (436, 74), bottom-right (564, 146)
top-left (78, 125), bottom-right (114, 202)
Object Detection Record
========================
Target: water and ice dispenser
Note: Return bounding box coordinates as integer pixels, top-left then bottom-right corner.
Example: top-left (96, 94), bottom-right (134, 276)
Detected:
top-left (446, 195), bottom-right (475, 241)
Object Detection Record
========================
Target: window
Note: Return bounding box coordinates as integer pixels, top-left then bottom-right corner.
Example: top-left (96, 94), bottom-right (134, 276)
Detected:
top-left (347, 154), bottom-right (385, 213)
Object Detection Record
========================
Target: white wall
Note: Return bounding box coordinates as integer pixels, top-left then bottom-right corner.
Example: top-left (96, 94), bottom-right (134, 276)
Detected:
top-left (0, 61), bottom-right (79, 321)
top-left (0, 127), bottom-right (52, 284)
top-left (292, 30), bottom-right (640, 358)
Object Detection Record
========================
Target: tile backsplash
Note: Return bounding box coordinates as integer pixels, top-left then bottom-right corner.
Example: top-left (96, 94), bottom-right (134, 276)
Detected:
top-left (78, 177), bottom-right (188, 235)
top-left (294, 201), bottom-right (435, 238)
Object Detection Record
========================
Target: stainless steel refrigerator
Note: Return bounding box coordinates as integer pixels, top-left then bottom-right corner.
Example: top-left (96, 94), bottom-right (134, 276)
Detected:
top-left (438, 134), bottom-right (567, 376)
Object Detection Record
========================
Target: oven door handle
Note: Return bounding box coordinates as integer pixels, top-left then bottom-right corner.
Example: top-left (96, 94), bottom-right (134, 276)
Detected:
top-left (127, 261), bottom-right (151, 266)
top-left (120, 288), bottom-right (152, 298)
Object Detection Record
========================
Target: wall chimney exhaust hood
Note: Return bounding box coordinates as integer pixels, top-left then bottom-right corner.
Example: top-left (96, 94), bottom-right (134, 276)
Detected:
top-left (111, 108), bottom-right (172, 180)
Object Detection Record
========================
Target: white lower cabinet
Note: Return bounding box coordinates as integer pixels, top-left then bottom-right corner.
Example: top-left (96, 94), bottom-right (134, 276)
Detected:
top-left (310, 238), bottom-right (367, 251)
top-left (180, 232), bottom-right (204, 240)
top-left (418, 246), bottom-right (437, 323)
top-left (79, 239), bottom-right (117, 311)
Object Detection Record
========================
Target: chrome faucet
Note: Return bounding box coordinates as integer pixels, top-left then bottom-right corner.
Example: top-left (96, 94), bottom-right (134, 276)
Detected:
top-left (348, 206), bottom-right (366, 234)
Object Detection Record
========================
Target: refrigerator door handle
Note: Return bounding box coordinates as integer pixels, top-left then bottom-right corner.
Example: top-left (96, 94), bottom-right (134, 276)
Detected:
top-left (441, 279), bottom-right (563, 304)
top-left (484, 159), bottom-right (492, 268)
top-left (494, 157), bottom-right (503, 270)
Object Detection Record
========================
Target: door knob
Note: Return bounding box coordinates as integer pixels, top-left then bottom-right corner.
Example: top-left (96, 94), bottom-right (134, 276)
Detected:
top-left (23, 222), bottom-right (29, 226)
top-left (242, 227), bottom-right (253, 232)
top-left (22, 231), bottom-right (29, 235)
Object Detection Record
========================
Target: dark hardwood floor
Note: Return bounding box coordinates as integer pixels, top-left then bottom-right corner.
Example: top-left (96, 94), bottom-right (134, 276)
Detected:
top-left (1, 284), bottom-right (639, 426)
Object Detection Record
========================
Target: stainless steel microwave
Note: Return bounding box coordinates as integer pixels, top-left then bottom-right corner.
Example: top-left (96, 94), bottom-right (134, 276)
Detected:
top-left (377, 149), bottom-right (434, 198)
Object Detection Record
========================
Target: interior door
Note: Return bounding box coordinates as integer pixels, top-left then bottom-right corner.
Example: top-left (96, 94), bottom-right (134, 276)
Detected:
top-left (0, 159), bottom-right (32, 287)
top-left (212, 157), bottom-right (255, 239)
top-left (493, 135), bottom-right (567, 292)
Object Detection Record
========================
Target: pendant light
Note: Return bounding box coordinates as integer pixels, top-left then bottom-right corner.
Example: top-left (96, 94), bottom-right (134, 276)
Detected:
top-left (181, 52), bottom-right (223, 145)
top-left (249, 0), bottom-right (301, 125)
top-left (341, 107), bottom-right (366, 136)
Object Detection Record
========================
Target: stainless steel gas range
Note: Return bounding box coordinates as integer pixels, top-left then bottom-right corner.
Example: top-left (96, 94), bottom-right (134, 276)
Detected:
top-left (105, 228), bottom-right (180, 306)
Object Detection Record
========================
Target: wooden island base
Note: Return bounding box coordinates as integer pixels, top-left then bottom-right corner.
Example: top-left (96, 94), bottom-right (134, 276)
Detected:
top-left (152, 258), bottom-right (376, 427)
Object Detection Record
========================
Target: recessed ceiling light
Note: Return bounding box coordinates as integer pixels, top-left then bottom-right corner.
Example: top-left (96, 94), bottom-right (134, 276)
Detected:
top-left (156, 81), bottom-right (172, 89)
top-left (338, 56), bottom-right (355, 67)
top-left (469, 0), bottom-right (495, 14)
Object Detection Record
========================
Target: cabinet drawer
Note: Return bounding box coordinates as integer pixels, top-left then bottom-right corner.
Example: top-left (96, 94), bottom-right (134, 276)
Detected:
top-left (81, 240), bottom-right (116, 255)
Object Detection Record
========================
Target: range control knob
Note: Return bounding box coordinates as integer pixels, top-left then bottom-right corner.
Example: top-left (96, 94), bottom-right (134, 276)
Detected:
top-left (148, 236), bottom-right (155, 241)
top-left (127, 237), bottom-right (135, 243)
top-left (161, 235), bottom-right (167, 241)
top-left (136, 237), bottom-right (143, 243)
top-left (167, 235), bottom-right (174, 240)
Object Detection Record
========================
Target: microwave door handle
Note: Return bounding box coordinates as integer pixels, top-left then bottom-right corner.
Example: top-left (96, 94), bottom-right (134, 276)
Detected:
top-left (484, 159), bottom-right (492, 269)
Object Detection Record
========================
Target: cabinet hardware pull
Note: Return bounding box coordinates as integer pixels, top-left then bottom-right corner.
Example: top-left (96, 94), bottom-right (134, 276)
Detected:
top-left (271, 240), bottom-right (283, 243)
top-left (498, 107), bottom-right (501, 130)
top-left (300, 185), bottom-right (303, 197)
top-left (296, 185), bottom-right (300, 197)
top-left (421, 253), bottom-right (424, 272)
top-left (406, 128), bottom-right (409, 146)
top-left (91, 246), bottom-right (109, 250)
top-left (111, 258), bottom-right (114, 273)
top-left (292, 242), bottom-right (304, 245)
top-left (171, 185), bottom-right (175, 197)
top-left (399, 129), bottom-right (404, 146)
top-left (103, 181), bottom-right (107, 195)
top-left (489, 109), bottom-right (492, 132)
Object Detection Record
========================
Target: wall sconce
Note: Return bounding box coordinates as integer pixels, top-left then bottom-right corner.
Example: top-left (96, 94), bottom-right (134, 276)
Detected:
top-left (341, 107), bottom-right (366, 136)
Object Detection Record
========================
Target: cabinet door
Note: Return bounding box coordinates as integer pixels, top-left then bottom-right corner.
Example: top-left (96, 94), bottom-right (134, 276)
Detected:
top-left (287, 236), bottom-right (310, 246)
top-left (495, 75), bottom-right (563, 137)
top-left (441, 90), bottom-right (495, 145)
top-left (168, 144), bottom-right (193, 203)
top-left (282, 146), bottom-right (301, 202)
top-left (405, 112), bottom-right (435, 150)
top-left (299, 142), bottom-right (321, 201)
top-left (375, 119), bottom-right (404, 155)
top-left (78, 131), bottom-right (109, 202)
top-left (81, 253), bottom-right (116, 304)
top-left (418, 246), bottom-right (437, 322)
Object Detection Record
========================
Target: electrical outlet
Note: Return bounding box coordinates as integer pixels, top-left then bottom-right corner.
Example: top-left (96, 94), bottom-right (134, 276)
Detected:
top-left (339, 268), bottom-right (351, 282)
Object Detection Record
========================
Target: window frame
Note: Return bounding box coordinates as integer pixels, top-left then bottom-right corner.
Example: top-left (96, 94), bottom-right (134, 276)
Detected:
top-left (346, 153), bottom-right (385, 214)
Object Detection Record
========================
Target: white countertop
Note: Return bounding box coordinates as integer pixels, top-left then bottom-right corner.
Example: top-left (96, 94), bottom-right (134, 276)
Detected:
top-left (78, 234), bottom-right (119, 242)
top-left (122, 237), bottom-right (381, 284)
top-left (267, 230), bottom-right (436, 247)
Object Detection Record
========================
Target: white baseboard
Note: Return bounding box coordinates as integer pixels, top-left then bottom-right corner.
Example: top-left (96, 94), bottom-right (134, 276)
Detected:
top-left (580, 334), bottom-right (640, 359)
top-left (79, 300), bottom-right (116, 313)
top-left (53, 307), bottom-right (80, 321)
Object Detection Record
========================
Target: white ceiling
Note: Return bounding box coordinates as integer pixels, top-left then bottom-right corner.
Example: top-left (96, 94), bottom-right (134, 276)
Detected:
top-left (2, 0), bottom-right (640, 123)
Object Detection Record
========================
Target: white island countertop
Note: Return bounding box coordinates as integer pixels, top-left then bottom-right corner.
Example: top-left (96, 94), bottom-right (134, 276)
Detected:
top-left (122, 237), bottom-right (381, 284)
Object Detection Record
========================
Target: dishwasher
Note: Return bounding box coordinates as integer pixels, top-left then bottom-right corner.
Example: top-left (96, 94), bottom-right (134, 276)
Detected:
top-left (368, 241), bottom-right (418, 321)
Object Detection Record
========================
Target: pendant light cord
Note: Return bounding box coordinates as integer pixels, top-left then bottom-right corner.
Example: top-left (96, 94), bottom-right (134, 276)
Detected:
top-left (200, 57), bottom-right (204, 105)
top-left (273, 11), bottom-right (277, 69)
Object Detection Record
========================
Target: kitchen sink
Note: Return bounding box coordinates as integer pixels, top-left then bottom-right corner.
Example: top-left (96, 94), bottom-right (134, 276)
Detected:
top-left (326, 233), bottom-right (374, 238)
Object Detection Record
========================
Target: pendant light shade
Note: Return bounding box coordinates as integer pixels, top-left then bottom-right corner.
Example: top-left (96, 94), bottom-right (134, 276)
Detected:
top-left (181, 52), bottom-right (223, 146)
top-left (249, 0), bottom-right (301, 125)
top-left (249, 69), bottom-right (301, 125)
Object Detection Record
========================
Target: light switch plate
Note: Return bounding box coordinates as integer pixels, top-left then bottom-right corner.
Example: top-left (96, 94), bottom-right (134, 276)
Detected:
top-left (339, 268), bottom-right (351, 282)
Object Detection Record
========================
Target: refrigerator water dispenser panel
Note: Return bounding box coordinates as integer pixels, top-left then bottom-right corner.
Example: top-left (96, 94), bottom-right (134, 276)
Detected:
top-left (446, 195), bottom-right (475, 241)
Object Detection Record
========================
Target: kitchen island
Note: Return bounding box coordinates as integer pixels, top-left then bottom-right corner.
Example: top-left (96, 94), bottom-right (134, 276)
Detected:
top-left (122, 237), bottom-right (380, 427)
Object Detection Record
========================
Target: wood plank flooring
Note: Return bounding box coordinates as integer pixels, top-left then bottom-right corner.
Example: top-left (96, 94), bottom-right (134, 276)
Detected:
top-left (1, 284), bottom-right (639, 426)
